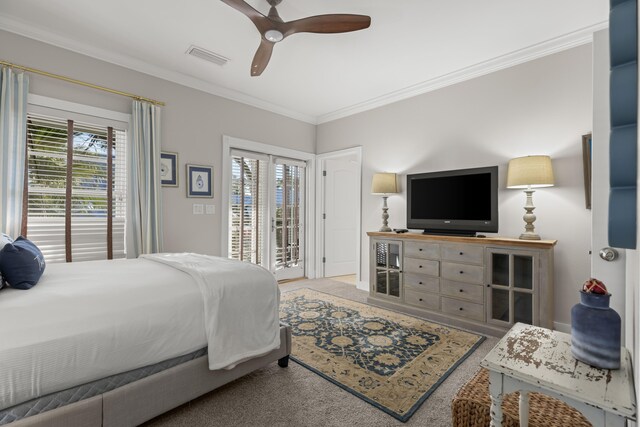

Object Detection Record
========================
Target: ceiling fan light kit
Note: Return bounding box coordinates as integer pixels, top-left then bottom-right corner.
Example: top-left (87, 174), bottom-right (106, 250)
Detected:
top-left (221, 0), bottom-right (371, 76)
top-left (264, 29), bottom-right (284, 42)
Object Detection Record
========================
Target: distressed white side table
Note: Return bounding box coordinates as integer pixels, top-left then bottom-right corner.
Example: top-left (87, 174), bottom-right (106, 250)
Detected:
top-left (480, 323), bottom-right (636, 427)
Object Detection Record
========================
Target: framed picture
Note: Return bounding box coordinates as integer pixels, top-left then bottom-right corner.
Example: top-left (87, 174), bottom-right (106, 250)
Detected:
top-left (160, 152), bottom-right (178, 187)
top-left (187, 164), bottom-right (213, 198)
top-left (582, 133), bottom-right (592, 210)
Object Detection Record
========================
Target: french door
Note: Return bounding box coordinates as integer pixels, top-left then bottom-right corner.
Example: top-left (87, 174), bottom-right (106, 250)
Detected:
top-left (229, 149), bottom-right (306, 280)
top-left (273, 158), bottom-right (305, 280)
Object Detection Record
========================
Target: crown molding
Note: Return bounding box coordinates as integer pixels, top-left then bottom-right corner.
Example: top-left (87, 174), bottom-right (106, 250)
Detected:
top-left (316, 21), bottom-right (609, 124)
top-left (0, 14), bottom-right (317, 124)
top-left (1, 14), bottom-right (607, 127)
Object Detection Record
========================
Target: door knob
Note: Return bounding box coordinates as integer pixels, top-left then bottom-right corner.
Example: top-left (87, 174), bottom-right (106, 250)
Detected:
top-left (599, 247), bottom-right (619, 262)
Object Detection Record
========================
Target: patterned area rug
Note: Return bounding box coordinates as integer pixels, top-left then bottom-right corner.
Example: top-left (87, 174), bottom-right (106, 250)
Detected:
top-left (279, 289), bottom-right (485, 422)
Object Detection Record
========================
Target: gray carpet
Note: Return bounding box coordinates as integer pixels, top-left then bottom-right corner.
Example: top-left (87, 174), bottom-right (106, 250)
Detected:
top-left (143, 278), bottom-right (499, 427)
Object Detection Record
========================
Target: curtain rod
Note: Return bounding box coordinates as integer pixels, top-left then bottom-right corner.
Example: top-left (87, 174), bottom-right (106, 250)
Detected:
top-left (1, 60), bottom-right (165, 106)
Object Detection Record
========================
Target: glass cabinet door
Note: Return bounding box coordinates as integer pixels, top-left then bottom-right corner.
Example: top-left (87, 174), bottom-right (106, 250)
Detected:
top-left (486, 249), bottom-right (537, 326)
top-left (372, 240), bottom-right (402, 299)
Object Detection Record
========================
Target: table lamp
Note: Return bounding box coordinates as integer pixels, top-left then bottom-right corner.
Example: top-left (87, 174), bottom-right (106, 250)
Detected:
top-left (371, 173), bottom-right (398, 232)
top-left (507, 155), bottom-right (554, 240)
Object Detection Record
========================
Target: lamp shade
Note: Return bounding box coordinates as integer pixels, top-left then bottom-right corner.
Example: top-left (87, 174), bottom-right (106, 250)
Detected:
top-left (507, 155), bottom-right (555, 189)
top-left (371, 173), bottom-right (398, 194)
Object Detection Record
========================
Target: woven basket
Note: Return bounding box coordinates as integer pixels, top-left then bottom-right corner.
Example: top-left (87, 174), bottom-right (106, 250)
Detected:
top-left (451, 368), bottom-right (592, 427)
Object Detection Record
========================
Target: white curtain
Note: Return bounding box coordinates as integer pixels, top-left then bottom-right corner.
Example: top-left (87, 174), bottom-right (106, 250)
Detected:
top-left (0, 67), bottom-right (29, 238)
top-left (127, 100), bottom-right (163, 256)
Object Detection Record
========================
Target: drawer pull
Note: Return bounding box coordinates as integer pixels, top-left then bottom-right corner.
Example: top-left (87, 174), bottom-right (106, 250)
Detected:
top-left (459, 251), bottom-right (464, 255)
top-left (419, 281), bottom-right (423, 285)
top-left (459, 270), bottom-right (464, 274)
top-left (419, 248), bottom-right (423, 251)
top-left (459, 289), bottom-right (464, 293)
top-left (419, 265), bottom-right (423, 269)
top-left (419, 298), bottom-right (423, 302)
top-left (459, 307), bottom-right (463, 311)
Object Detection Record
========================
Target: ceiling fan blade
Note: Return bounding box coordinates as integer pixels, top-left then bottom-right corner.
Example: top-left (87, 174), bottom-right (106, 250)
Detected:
top-left (251, 39), bottom-right (275, 76)
top-left (220, 0), bottom-right (271, 34)
top-left (282, 14), bottom-right (371, 38)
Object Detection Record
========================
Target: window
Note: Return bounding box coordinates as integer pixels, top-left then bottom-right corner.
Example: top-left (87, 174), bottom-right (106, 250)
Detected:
top-left (25, 112), bottom-right (127, 262)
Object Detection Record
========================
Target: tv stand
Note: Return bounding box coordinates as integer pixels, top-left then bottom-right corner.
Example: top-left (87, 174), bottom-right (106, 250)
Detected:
top-left (367, 231), bottom-right (556, 336)
top-left (422, 229), bottom-right (476, 237)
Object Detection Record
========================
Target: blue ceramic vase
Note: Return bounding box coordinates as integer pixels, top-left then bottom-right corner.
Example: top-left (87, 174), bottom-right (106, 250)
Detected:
top-left (571, 291), bottom-right (621, 369)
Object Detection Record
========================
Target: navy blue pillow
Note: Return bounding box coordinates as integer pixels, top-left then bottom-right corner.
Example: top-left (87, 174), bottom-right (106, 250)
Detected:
top-left (0, 236), bottom-right (46, 290)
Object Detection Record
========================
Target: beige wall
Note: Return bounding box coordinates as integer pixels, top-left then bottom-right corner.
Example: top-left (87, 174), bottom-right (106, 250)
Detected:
top-left (0, 30), bottom-right (316, 256)
top-left (317, 45), bottom-right (593, 327)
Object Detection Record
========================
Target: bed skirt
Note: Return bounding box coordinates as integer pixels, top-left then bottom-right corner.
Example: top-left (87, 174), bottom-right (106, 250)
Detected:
top-left (8, 324), bottom-right (291, 427)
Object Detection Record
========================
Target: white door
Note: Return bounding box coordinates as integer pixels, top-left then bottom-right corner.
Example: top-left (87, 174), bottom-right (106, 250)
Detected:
top-left (321, 152), bottom-right (360, 278)
top-left (273, 158), bottom-right (306, 281)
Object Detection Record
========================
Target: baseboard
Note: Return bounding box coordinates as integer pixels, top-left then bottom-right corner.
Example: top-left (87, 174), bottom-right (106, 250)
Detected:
top-left (554, 321), bottom-right (571, 333)
top-left (356, 281), bottom-right (368, 291)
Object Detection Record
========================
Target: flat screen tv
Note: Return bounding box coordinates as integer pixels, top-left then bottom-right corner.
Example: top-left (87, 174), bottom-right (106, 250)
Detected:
top-left (406, 166), bottom-right (499, 236)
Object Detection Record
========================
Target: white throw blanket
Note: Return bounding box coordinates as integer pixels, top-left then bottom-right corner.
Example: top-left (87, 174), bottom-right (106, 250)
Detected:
top-left (141, 253), bottom-right (281, 370)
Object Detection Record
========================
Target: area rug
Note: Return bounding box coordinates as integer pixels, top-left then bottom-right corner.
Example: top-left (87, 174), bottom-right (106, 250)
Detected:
top-left (279, 288), bottom-right (485, 422)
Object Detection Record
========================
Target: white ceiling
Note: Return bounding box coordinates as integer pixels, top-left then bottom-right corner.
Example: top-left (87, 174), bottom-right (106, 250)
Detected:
top-left (0, 0), bottom-right (608, 124)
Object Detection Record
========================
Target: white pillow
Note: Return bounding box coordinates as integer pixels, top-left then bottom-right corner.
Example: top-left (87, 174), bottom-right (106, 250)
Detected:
top-left (0, 233), bottom-right (13, 251)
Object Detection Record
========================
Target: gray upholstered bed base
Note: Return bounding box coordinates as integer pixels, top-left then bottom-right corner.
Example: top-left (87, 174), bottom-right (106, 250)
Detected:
top-left (9, 325), bottom-right (291, 427)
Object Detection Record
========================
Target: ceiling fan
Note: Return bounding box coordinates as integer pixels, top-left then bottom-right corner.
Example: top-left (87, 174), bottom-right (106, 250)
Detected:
top-left (221, 0), bottom-right (371, 76)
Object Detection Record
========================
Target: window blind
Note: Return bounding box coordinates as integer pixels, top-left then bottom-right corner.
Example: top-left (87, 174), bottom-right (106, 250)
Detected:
top-left (25, 113), bottom-right (127, 262)
top-left (274, 160), bottom-right (304, 269)
top-left (229, 152), bottom-right (268, 265)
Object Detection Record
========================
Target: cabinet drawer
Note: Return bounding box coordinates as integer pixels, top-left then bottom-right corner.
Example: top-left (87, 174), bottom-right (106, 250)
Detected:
top-left (404, 241), bottom-right (440, 260)
top-left (441, 262), bottom-right (484, 284)
top-left (440, 279), bottom-right (483, 302)
top-left (405, 288), bottom-right (440, 311)
top-left (404, 258), bottom-right (439, 276)
top-left (404, 273), bottom-right (439, 293)
top-left (441, 244), bottom-right (484, 265)
top-left (441, 297), bottom-right (485, 321)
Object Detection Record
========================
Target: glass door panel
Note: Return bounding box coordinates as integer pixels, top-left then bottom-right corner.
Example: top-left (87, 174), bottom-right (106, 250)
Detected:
top-left (491, 253), bottom-right (509, 286)
top-left (273, 160), bottom-right (305, 281)
top-left (491, 288), bottom-right (510, 322)
top-left (514, 292), bottom-right (533, 324)
top-left (376, 270), bottom-right (388, 294)
top-left (375, 242), bottom-right (389, 268)
top-left (514, 255), bottom-right (533, 289)
top-left (389, 270), bottom-right (401, 297)
top-left (229, 153), bottom-right (269, 266)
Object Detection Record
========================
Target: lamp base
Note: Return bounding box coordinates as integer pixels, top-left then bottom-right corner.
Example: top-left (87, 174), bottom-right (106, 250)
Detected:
top-left (519, 231), bottom-right (541, 240)
top-left (379, 195), bottom-right (391, 233)
top-left (519, 187), bottom-right (541, 241)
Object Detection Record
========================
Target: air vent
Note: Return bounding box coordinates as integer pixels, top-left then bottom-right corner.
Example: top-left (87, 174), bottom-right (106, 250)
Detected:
top-left (186, 45), bottom-right (229, 66)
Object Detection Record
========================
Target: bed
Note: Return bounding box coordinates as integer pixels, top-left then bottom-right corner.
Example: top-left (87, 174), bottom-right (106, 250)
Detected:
top-left (0, 253), bottom-right (291, 426)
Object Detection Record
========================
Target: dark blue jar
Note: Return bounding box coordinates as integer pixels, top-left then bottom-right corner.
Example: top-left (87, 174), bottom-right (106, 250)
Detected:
top-left (571, 291), bottom-right (621, 369)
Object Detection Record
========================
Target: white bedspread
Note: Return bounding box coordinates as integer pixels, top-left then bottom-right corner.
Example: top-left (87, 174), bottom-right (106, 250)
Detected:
top-left (0, 254), bottom-right (280, 410)
top-left (141, 253), bottom-right (281, 370)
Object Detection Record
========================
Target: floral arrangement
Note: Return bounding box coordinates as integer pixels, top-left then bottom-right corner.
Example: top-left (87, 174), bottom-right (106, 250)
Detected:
top-left (582, 278), bottom-right (608, 295)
